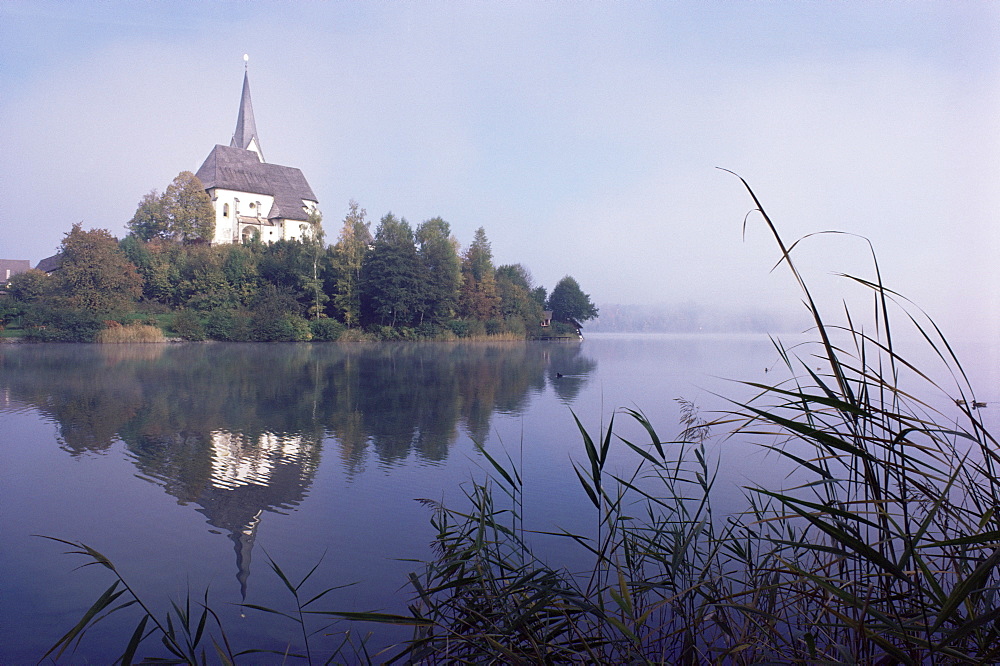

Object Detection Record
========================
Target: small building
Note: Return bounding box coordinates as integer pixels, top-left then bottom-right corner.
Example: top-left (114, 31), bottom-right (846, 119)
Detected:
top-left (35, 255), bottom-right (62, 274)
top-left (195, 63), bottom-right (320, 245)
top-left (0, 260), bottom-right (31, 285)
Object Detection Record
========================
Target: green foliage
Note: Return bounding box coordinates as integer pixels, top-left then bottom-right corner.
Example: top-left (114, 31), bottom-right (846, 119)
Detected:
top-left (126, 190), bottom-right (168, 241)
top-left (178, 244), bottom-right (238, 312)
top-left (128, 171), bottom-right (215, 242)
top-left (330, 200), bottom-right (370, 328)
top-left (361, 213), bottom-right (422, 328)
top-left (56, 223), bottom-right (143, 315)
top-left (416, 217), bottom-right (462, 325)
top-left (21, 304), bottom-right (104, 342)
top-left (309, 317), bottom-right (345, 341)
top-left (547, 275), bottom-right (598, 323)
top-left (496, 263), bottom-right (545, 334)
top-left (458, 227), bottom-right (500, 320)
top-left (221, 243), bottom-right (260, 306)
top-left (171, 309), bottom-right (206, 341)
top-left (251, 285), bottom-right (312, 341)
top-left (6, 268), bottom-right (53, 303)
top-left (447, 318), bottom-right (484, 338)
top-left (204, 307), bottom-right (252, 341)
top-left (28, 200), bottom-right (570, 340)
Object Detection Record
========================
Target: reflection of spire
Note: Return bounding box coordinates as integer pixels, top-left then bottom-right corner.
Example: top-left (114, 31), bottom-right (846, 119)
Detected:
top-left (232, 509), bottom-right (262, 601)
top-left (202, 430), bottom-right (317, 599)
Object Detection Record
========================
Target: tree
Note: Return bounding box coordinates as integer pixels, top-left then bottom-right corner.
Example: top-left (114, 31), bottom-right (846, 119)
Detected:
top-left (304, 209), bottom-right (328, 319)
top-left (458, 227), bottom-right (500, 321)
top-left (496, 263), bottom-right (544, 330)
top-left (330, 200), bottom-right (371, 327)
top-left (416, 217), bottom-right (462, 326)
top-left (163, 171), bottom-right (215, 242)
top-left (7, 269), bottom-right (54, 303)
top-left (361, 213), bottom-right (421, 327)
top-left (547, 275), bottom-right (598, 323)
top-left (127, 191), bottom-right (168, 241)
top-left (56, 223), bottom-right (143, 314)
top-left (127, 171), bottom-right (215, 243)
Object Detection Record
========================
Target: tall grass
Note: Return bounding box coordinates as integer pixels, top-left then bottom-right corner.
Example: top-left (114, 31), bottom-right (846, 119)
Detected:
top-left (44, 177), bottom-right (999, 663)
top-left (96, 323), bottom-right (166, 343)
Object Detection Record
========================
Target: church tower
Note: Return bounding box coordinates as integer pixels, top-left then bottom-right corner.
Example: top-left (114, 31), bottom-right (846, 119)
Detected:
top-left (196, 57), bottom-right (319, 245)
top-left (231, 57), bottom-right (264, 161)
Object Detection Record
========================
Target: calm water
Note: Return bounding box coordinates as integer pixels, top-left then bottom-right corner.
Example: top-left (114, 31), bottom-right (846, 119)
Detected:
top-left (1, 334), bottom-right (994, 663)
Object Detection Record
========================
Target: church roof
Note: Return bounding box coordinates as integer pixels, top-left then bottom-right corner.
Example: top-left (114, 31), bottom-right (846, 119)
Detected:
top-left (196, 145), bottom-right (317, 222)
top-left (231, 71), bottom-right (263, 160)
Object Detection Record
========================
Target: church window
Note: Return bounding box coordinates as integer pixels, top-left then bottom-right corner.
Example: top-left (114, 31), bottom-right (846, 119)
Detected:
top-left (223, 203), bottom-right (230, 217)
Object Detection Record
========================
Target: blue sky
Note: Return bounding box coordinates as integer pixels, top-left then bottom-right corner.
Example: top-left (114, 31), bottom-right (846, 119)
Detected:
top-left (1, 2), bottom-right (997, 334)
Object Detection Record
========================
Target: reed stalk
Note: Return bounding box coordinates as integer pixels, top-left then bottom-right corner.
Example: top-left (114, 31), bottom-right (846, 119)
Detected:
top-left (96, 323), bottom-right (166, 343)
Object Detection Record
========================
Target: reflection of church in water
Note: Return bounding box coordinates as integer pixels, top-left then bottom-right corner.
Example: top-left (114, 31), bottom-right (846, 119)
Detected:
top-left (196, 431), bottom-right (320, 599)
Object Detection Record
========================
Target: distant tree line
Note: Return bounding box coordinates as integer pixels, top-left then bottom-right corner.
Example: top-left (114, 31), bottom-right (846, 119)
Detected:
top-left (2, 173), bottom-right (597, 342)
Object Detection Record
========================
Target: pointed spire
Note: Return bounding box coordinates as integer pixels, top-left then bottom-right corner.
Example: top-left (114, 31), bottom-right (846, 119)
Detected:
top-left (231, 55), bottom-right (264, 161)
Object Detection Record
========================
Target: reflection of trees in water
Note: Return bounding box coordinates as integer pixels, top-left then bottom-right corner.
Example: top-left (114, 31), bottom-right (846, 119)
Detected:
top-left (0, 342), bottom-right (595, 591)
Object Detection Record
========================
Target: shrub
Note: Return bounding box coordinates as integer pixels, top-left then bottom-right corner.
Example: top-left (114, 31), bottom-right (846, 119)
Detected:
top-left (309, 317), bottom-right (345, 341)
top-left (447, 319), bottom-right (484, 338)
top-left (205, 308), bottom-right (251, 341)
top-left (21, 305), bottom-right (103, 342)
top-left (171, 310), bottom-right (205, 341)
top-left (251, 312), bottom-right (312, 342)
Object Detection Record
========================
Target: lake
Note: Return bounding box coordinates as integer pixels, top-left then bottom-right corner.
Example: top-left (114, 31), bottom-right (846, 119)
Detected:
top-left (1, 333), bottom-right (994, 663)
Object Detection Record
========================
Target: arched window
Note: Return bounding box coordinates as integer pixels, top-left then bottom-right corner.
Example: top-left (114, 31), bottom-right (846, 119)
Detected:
top-left (223, 203), bottom-right (230, 217)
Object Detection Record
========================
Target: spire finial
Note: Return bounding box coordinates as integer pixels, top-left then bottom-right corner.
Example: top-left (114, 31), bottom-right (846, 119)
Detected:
top-left (243, 53), bottom-right (249, 70)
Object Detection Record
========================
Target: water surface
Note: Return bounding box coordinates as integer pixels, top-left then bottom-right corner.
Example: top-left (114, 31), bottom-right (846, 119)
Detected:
top-left (3, 334), bottom-right (988, 662)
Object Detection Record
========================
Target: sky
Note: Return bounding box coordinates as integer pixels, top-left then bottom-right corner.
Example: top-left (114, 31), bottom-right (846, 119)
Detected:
top-left (1, 1), bottom-right (998, 336)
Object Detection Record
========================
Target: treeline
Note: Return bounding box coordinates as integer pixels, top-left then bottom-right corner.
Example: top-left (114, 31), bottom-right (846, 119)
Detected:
top-left (2, 200), bottom-right (597, 342)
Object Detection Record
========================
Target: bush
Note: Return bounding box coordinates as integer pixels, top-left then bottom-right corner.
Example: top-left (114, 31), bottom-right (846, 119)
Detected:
top-left (21, 306), bottom-right (103, 342)
top-left (251, 312), bottom-right (312, 342)
top-left (447, 319), bottom-right (484, 338)
top-left (171, 310), bottom-right (206, 341)
top-left (205, 308), bottom-right (251, 341)
top-left (484, 318), bottom-right (503, 336)
top-left (310, 318), bottom-right (345, 341)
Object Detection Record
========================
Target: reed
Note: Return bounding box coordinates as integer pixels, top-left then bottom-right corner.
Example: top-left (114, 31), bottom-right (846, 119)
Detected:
top-left (44, 177), bottom-right (998, 663)
top-left (96, 323), bottom-right (166, 343)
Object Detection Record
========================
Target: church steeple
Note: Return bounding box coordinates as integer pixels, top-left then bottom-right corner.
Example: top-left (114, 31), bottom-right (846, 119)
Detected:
top-left (231, 55), bottom-right (264, 161)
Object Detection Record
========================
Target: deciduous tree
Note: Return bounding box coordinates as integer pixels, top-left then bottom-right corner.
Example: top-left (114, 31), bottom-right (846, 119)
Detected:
top-left (56, 223), bottom-right (143, 314)
top-left (331, 200), bottom-right (371, 327)
top-left (416, 217), bottom-right (462, 326)
top-left (127, 171), bottom-right (215, 243)
top-left (547, 275), bottom-right (598, 323)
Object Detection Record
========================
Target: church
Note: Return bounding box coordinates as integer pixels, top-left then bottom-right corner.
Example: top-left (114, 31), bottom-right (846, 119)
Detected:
top-left (196, 60), bottom-right (320, 245)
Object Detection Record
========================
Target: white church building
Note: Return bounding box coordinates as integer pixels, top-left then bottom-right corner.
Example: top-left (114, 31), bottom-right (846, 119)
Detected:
top-left (196, 62), bottom-right (319, 245)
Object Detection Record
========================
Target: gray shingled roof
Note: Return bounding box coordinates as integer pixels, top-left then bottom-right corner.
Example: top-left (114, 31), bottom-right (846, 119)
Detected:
top-left (0, 259), bottom-right (31, 281)
top-left (35, 254), bottom-right (63, 273)
top-left (196, 145), bottom-right (317, 222)
top-left (230, 71), bottom-right (264, 161)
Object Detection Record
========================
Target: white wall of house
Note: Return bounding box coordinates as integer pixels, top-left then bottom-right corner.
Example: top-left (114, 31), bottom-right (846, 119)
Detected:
top-left (208, 188), bottom-right (275, 244)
